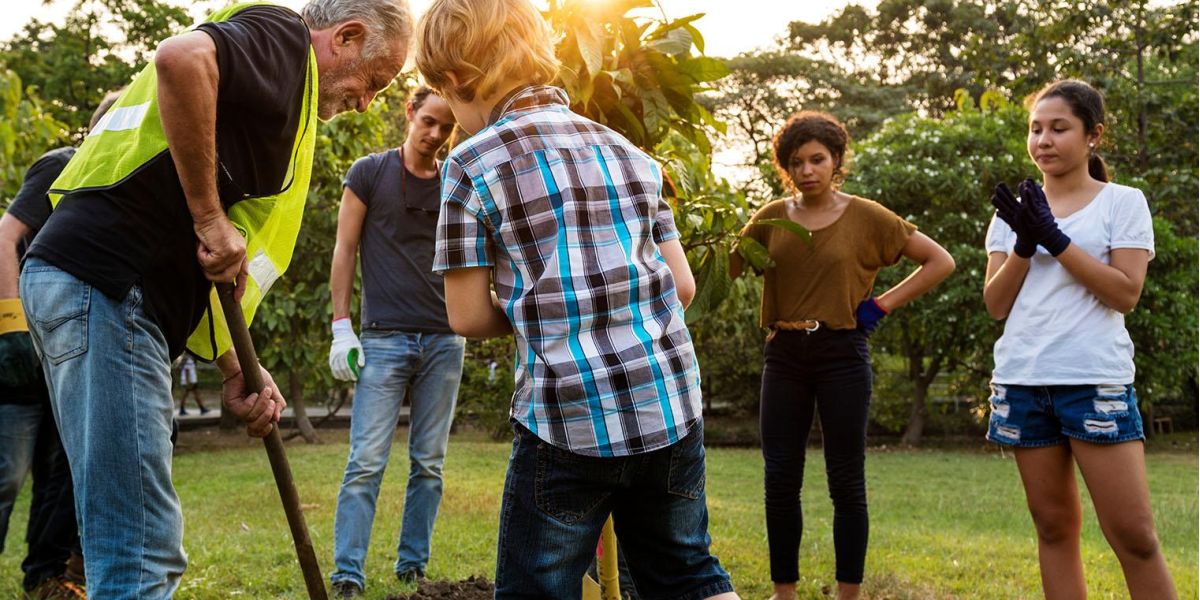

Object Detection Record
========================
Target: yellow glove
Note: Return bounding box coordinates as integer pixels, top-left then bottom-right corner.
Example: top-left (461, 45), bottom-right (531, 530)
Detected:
top-left (0, 298), bottom-right (29, 335)
top-left (0, 297), bottom-right (40, 388)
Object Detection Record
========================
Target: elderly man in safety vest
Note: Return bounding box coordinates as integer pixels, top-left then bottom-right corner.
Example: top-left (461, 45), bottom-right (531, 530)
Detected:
top-left (19, 1), bottom-right (413, 597)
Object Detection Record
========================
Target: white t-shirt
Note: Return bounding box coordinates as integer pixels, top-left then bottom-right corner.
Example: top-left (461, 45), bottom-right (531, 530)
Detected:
top-left (985, 182), bottom-right (1155, 385)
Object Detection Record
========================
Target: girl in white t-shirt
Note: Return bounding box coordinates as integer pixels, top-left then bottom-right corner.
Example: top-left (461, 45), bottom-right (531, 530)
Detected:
top-left (983, 79), bottom-right (1175, 598)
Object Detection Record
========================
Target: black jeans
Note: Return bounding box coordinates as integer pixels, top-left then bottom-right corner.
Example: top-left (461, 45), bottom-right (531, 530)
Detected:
top-left (760, 328), bottom-right (872, 585)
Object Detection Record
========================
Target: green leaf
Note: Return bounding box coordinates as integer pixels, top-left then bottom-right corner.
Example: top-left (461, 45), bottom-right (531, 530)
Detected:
top-left (641, 89), bottom-right (670, 138)
top-left (685, 249), bottom-right (731, 325)
top-left (677, 56), bottom-right (730, 83)
top-left (979, 89), bottom-right (1008, 112)
top-left (613, 100), bottom-right (646, 144)
top-left (953, 88), bottom-right (974, 112)
top-left (575, 23), bottom-right (604, 78)
top-left (646, 27), bottom-right (692, 57)
top-left (612, 67), bottom-right (636, 90)
top-left (757, 218), bottom-right (811, 242)
top-left (696, 103), bottom-right (727, 135)
top-left (736, 236), bottom-right (773, 272)
top-left (681, 22), bottom-right (705, 55)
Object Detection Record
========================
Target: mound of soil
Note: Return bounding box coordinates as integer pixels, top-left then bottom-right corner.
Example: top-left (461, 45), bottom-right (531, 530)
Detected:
top-left (385, 576), bottom-right (495, 600)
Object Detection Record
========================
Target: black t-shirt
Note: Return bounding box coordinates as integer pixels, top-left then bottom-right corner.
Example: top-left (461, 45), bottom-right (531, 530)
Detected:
top-left (344, 150), bottom-right (452, 333)
top-left (26, 5), bottom-right (310, 359)
top-left (8, 147), bottom-right (74, 255)
top-left (1, 147), bottom-right (73, 405)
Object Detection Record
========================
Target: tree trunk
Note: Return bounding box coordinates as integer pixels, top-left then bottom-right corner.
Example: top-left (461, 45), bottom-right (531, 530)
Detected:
top-left (900, 381), bottom-right (930, 446)
top-left (900, 338), bottom-right (942, 447)
top-left (289, 370), bottom-right (321, 444)
top-left (1135, 7), bottom-right (1148, 169)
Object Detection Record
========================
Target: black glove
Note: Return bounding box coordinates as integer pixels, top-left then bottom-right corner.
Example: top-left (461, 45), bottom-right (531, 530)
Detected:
top-left (990, 183), bottom-right (1037, 258)
top-left (1016, 179), bottom-right (1072, 257)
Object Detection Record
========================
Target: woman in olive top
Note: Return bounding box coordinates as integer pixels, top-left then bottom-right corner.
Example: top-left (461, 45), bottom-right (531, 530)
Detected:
top-left (731, 112), bottom-right (955, 600)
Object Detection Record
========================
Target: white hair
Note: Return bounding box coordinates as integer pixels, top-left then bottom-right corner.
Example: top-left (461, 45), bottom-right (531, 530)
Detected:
top-left (301, 0), bottom-right (413, 60)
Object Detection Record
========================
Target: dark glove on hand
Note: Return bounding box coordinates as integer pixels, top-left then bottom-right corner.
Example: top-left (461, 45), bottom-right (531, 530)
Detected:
top-left (993, 182), bottom-right (1041, 258)
top-left (990, 183), bottom-right (1037, 258)
top-left (855, 297), bottom-right (888, 336)
top-left (1017, 179), bottom-right (1071, 256)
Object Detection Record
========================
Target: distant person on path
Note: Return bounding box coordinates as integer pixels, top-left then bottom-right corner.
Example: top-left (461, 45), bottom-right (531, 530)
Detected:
top-left (731, 111), bottom-right (955, 600)
top-left (175, 354), bottom-right (209, 416)
top-left (983, 79), bottom-right (1175, 599)
top-left (0, 91), bottom-right (120, 600)
top-left (326, 86), bottom-right (461, 598)
top-left (415, 1), bottom-right (742, 598)
top-left (18, 1), bottom-right (413, 596)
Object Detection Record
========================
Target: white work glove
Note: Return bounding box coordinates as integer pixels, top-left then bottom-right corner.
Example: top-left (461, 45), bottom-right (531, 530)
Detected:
top-left (329, 318), bottom-right (365, 381)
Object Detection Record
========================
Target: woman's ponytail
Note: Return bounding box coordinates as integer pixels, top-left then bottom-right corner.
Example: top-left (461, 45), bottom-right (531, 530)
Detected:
top-left (1089, 153), bottom-right (1109, 182)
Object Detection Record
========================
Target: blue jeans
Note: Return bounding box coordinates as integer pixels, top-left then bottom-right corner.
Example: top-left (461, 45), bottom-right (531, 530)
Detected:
top-left (495, 422), bottom-right (734, 600)
top-left (331, 331), bottom-right (465, 589)
top-left (21, 258), bottom-right (186, 599)
top-left (987, 383), bottom-right (1145, 447)
top-left (0, 401), bottom-right (80, 591)
top-left (0, 404), bottom-right (40, 556)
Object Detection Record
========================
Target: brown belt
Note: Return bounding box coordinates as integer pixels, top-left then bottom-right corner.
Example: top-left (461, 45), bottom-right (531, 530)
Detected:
top-left (767, 320), bottom-right (822, 342)
top-left (773, 319), bottom-right (821, 332)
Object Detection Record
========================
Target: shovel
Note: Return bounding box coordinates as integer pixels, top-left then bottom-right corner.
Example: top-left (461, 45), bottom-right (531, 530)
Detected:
top-left (216, 282), bottom-right (329, 600)
top-left (583, 515), bottom-right (622, 600)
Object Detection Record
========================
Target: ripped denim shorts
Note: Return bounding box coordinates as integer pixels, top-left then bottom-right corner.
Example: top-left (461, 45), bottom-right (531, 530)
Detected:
top-left (986, 383), bottom-right (1145, 447)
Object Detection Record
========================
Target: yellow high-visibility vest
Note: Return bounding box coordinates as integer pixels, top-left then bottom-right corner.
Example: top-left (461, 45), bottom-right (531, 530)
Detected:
top-left (49, 1), bottom-right (318, 360)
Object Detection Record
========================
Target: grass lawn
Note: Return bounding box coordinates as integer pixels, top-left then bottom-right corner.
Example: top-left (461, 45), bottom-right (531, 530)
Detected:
top-left (1, 428), bottom-right (1195, 599)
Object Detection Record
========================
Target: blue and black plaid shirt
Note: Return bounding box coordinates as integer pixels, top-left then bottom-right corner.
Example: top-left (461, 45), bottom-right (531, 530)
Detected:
top-left (433, 85), bottom-right (701, 457)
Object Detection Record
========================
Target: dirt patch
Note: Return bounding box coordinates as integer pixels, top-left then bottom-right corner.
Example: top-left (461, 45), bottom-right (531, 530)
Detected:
top-left (384, 577), bottom-right (494, 600)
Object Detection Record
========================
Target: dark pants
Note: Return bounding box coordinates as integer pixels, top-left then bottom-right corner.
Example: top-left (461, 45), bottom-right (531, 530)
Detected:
top-left (760, 328), bottom-right (872, 585)
top-left (495, 422), bottom-right (733, 600)
top-left (0, 400), bottom-right (80, 591)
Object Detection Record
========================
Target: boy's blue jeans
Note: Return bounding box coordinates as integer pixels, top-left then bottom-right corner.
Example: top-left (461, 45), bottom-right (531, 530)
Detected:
top-left (495, 421), bottom-right (733, 600)
top-left (331, 330), bottom-right (464, 588)
top-left (21, 258), bottom-right (186, 599)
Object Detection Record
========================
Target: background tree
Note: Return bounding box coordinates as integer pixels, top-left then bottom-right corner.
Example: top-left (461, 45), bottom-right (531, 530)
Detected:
top-left (704, 0), bottom-right (1197, 442)
top-left (779, 0), bottom-right (1199, 229)
top-left (842, 91), bottom-right (1028, 444)
top-left (0, 70), bottom-right (68, 200)
top-left (1, 0), bottom-right (191, 137)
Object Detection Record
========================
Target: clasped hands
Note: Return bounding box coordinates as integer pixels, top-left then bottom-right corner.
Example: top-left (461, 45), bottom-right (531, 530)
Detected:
top-left (990, 179), bottom-right (1071, 258)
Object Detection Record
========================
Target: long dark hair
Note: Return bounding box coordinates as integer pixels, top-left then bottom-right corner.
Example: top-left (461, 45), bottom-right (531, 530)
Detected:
top-left (1027, 80), bottom-right (1109, 182)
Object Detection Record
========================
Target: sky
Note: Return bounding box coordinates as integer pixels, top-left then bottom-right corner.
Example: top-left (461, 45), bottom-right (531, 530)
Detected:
top-left (0, 0), bottom-right (879, 58)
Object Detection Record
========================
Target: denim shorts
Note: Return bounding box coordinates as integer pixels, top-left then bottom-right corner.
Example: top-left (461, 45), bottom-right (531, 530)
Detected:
top-left (494, 421), bottom-right (733, 600)
top-left (986, 383), bottom-right (1145, 448)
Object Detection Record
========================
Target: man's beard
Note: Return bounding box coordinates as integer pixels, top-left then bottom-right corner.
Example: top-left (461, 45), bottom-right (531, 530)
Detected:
top-left (317, 61), bottom-right (357, 120)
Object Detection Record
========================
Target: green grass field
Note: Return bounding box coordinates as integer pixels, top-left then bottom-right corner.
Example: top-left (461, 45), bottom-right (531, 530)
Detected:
top-left (1, 429), bottom-right (1195, 599)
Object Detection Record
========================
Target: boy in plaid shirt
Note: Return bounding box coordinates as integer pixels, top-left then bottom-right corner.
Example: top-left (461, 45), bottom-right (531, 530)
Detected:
top-left (415, 1), bottom-right (739, 598)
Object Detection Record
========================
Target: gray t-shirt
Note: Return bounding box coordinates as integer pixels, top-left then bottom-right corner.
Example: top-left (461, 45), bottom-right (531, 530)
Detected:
top-left (344, 149), bottom-right (451, 332)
